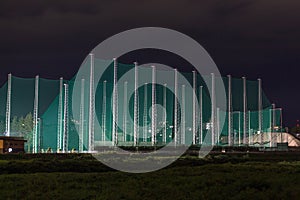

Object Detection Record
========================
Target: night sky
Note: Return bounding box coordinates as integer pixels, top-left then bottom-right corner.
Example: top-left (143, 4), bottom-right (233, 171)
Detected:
top-left (0, 0), bottom-right (299, 127)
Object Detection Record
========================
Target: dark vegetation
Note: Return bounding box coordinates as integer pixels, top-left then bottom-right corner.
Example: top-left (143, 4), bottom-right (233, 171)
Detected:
top-left (0, 152), bottom-right (300, 199)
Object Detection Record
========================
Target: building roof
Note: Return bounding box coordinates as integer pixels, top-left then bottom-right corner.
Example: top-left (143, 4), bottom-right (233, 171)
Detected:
top-left (0, 136), bottom-right (27, 142)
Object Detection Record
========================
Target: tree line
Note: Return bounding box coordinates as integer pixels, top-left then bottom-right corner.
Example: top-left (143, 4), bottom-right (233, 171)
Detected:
top-left (0, 113), bottom-right (33, 150)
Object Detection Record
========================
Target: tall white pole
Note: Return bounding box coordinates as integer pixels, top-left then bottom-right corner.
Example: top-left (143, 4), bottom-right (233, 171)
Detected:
top-left (248, 110), bottom-right (251, 146)
top-left (112, 58), bottom-right (118, 146)
top-left (123, 81), bottom-right (128, 143)
top-left (133, 62), bottom-right (139, 146)
top-left (33, 75), bottom-right (39, 153)
top-left (102, 81), bottom-right (107, 142)
top-left (258, 78), bottom-right (263, 145)
top-left (174, 69), bottom-right (178, 146)
top-left (143, 83), bottom-right (148, 143)
top-left (88, 53), bottom-right (95, 151)
top-left (163, 83), bottom-right (167, 144)
top-left (211, 73), bottom-right (215, 145)
top-left (273, 104), bottom-right (276, 145)
top-left (279, 108), bottom-right (283, 143)
top-left (192, 71), bottom-right (197, 145)
top-left (270, 103), bottom-right (275, 147)
top-left (199, 86), bottom-right (203, 144)
top-left (5, 73), bottom-right (12, 137)
top-left (38, 118), bottom-right (41, 152)
top-left (63, 84), bottom-right (69, 153)
top-left (79, 79), bottom-right (85, 152)
top-left (57, 77), bottom-right (63, 151)
top-left (227, 75), bottom-right (232, 146)
top-left (238, 111), bottom-right (241, 146)
top-left (151, 66), bottom-right (156, 146)
top-left (182, 85), bottom-right (186, 145)
top-left (242, 77), bottom-right (247, 145)
top-left (216, 107), bottom-right (220, 145)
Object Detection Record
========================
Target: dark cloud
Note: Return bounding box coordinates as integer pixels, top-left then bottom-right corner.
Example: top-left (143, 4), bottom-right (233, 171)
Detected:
top-left (0, 0), bottom-right (299, 126)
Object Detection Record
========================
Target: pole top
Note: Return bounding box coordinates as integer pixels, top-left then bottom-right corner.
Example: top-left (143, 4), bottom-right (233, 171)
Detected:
top-left (134, 61), bottom-right (138, 66)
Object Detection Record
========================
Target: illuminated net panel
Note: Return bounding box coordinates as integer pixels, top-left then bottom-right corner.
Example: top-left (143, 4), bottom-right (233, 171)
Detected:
top-left (0, 57), bottom-right (281, 152)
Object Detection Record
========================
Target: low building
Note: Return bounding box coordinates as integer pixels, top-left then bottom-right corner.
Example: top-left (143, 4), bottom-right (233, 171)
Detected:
top-left (0, 136), bottom-right (27, 154)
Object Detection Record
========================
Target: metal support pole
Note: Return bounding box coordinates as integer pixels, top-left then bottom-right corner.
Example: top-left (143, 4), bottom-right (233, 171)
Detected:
top-left (273, 104), bottom-right (276, 145)
top-left (216, 107), bottom-right (220, 145)
top-left (182, 85), bottom-right (186, 145)
top-left (134, 62), bottom-right (139, 146)
top-left (258, 78), bottom-right (263, 145)
top-left (227, 75), bottom-right (232, 146)
top-left (38, 118), bottom-right (41, 152)
top-left (88, 53), bottom-right (95, 151)
top-left (174, 69), bottom-right (178, 146)
top-left (57, 77), bottom-right (63, 151)
top-left (143, 83), bottom-right (148, 143)
top-left (270, 103), bottom-right (275, 147)
top-left (192, 71), bottom-right (197, 145)
top-left (199, 86), bottom-right (203, 144)
top-left (248, 110), bottom-right (251, 146)
top-left (163, 83), bottom-right (167, 143)
top-left (79, 79), bottom-right (85, 152)
top-left (239, 111), bottom-right (241, 146)
top-left (279, 108), bottom-right (283, 143)
top-left (211, 73), bottom-right (215, 145)
top-left (102, 81), bottom-right (107, 142)
top-left (5, 73), bottom-right (12, 137)
top-left (112, 58), bottom-right (118, 146)
top-left (151, 66), bottom-right (156, 146)
top-left (242, 77), bottom-right (247, 145)
top-left (33, 75), bottom-right (39, 153)
top-left (63, 84), bottom-right (69, 153)
top-left (123, 81), bottom-right (128, 143)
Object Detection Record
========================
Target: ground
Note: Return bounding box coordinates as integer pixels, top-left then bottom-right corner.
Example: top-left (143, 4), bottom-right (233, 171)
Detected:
top-left (0, 152), bottom-right (300, 199)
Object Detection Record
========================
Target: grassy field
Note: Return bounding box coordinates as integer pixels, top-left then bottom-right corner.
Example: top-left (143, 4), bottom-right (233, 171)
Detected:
top-left (0, 153), bottom-right (300, 199)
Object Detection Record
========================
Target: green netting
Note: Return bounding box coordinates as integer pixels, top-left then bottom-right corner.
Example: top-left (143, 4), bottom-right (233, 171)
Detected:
top-left (0, 57), bottom-right (283, 152)
top-left (0, 82), bottom-right (7, 132)
top-left (273, 109), bottom-right (282, 131)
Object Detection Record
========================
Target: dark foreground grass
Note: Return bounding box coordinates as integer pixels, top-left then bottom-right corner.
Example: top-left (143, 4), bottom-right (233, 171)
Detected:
top-left (0, 153), bottom-right (300, 199)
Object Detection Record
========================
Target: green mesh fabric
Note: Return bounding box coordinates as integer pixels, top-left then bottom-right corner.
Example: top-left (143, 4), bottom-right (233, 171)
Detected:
top-left (0, 57), bottom-right (282, 152)
top-left (0, 82), bottom-right (7, 132)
